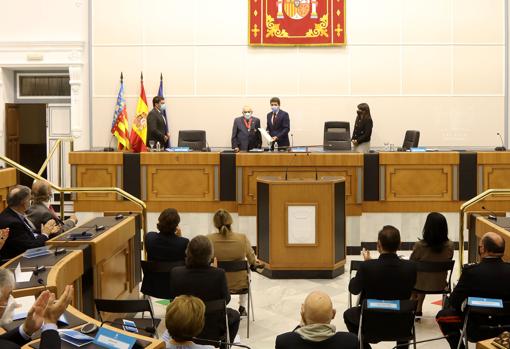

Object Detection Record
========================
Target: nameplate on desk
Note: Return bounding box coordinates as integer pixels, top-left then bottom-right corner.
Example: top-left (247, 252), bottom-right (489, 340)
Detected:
top-left (366, 299), bottom-right (400, 310)
top-left (290, 147), bottom-right (307, 153)
top-left (410, 147), bottom-right (426, 152)
top-left (24, 246), bottom-right (51, 258)
top-left (467, 297), bottom-right (503, 308)
top-left (168, 147), bottom-right (190, 152)
top-left (93, 327), bottom-right (136, 349)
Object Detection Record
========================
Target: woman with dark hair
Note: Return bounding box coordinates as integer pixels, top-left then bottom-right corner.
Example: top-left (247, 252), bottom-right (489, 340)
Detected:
top-left (351, 103), bottom-right (373, 153)
top-left (145, 208), bottom-right (189, 263)
top-left (410, 212), bottom-right (454, 316)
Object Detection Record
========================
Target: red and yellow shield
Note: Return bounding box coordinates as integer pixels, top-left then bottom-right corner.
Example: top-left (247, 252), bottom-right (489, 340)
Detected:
top-left (249, 0), bottom-right (345, 46)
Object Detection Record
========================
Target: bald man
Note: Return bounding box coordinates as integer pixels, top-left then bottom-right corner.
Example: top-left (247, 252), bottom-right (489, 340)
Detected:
top-left (231, 106), bottom-right (262, 152)
top-left (436, 232), bottom-right (510, 349)
top-left (275, 291), bottom-right (357, 349)
top-left (27, 180), bottom-right (77, 235)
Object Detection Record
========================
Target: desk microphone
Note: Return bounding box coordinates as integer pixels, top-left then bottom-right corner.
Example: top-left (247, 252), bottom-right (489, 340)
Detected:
top-left (495, 132), bottom-right (506, 151)
top-left (291, 133), bottom-right (294, 148)
top-left (33, 265), bottom-right (46, 276)
top-left (104, 135), bottom-right (115, 152)
top-left (190, 336), bottom-right (252, 349)
top-left (481, 206), bottom-right (498, 220)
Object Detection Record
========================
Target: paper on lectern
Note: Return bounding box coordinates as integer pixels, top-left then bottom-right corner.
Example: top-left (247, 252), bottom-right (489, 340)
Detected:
top-left (258, 128), bottom-right (273, 143)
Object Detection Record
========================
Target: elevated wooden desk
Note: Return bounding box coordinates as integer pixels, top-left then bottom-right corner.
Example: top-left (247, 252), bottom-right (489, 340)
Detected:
top-left (0, 168), bottom-right (16, 210)
top-left (474, 216), bottom-right (510, 262)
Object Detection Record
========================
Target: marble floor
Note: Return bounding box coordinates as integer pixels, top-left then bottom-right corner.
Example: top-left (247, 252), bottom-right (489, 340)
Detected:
top-left (149, 251), bottom-right (463, 349)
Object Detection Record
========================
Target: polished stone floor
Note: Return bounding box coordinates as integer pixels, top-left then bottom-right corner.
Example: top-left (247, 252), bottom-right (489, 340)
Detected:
top-left (149, 251), bottom-right (462, 349)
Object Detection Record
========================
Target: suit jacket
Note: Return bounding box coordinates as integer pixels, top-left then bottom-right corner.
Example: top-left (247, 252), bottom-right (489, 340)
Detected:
top-left (144, 231), bottom-right (189, 263)
top-left (449, 257), bottom-right (510, 311)
top-left (26, 202), bottom-right (76, 234)
top-left (276, 331), bottom-right (358, 349)
top-left (231, 116), bottom-right (262, 151)
top-left (352, 116), bottom-right (373, 145)
top-left (266, 110), bottom-right (290, 147)
top-left (349, 253), bottom-right (417, 302)
top-left (0, 328), bottom-right (60, 349)
top-left (0, 207), bottom-right (48, 260)
top-left (207, 231), bottom-right (256, 291)
top-left (410, 240), bottom-right (454, 292)
top-left (147, 108), bottom-right (167, 147)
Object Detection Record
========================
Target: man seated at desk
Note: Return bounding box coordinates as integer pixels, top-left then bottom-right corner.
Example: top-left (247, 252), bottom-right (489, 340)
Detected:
top-left (0, 269), bottom-right (73, 349)
top-left (231, 105), bottom-right (262, 152)
top-left (0, 186), bottom-right (60, 260)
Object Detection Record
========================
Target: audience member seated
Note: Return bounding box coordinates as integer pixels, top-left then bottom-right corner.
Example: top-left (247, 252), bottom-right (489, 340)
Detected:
top-left (436, 232), bottom-right (510, 349)
top-left (162, 295), bottom-right (214, 349)
top-left (343, 225), bottom-right (417, 349)
top-left (410, 212), bottom-right (454, 317)
top-left (145, 208), bottom-right (189, 263)
top-left (0, 185), bottom-right (59, 260)
top-left (169, 235), bottom-right (240, 343)
top-left (207, 209), bottom-right (264, 316)
top-left (27, 180), bottom-right (78, 234)
top-left (0, 269), bottom-right (74, 349)
top-left (276, 291), bottom-right (358, 349)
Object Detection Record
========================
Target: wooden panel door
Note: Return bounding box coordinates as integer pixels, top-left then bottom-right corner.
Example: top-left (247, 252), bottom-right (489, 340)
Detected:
top-left (5, 104), bottom-right (20, 163)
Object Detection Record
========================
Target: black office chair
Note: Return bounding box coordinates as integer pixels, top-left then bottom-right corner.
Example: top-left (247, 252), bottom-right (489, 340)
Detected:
top-left (402, 130), bottom-right (420, 150)
top-left (413, 260), bottom-right (455, 307)
top-left (195, 299), bottom-right (230, 348)
top-left (140, 260), bottom-right (184, 300)
top-left (348, 260), bottom-right (363, 307)
top-left (359, 299), bottom-right (418, 349)
top-left (178, 130), bottom-right (207, 151)
top-left (458, 300), bottom-right (510, 349)
top-left (323, 121), bottom-right (351, 150)
top-left (217, 260), bottom-right (254, 338)
top-left (94, 299), bottom-right (160, 338)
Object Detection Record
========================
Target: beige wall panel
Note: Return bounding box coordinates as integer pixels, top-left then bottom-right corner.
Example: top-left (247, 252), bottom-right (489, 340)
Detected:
top-left (93, 47), bottom-right (143, 97)
top-left (142, 0), bottom-right (195, 45)
top-left (298, 48), bottom-right (350, 95)
top-left (195, 0), bottom-right (247, 45)
top-left (453, 46), bottom-right (504, 95)
top-left (245, 48), bottom-right (299, 95)
top-left (93, 0), bottom-right (142, 45)
top-left (453, 0), bottom-right (504, 43)
top-left (350, 46), bottom-right (401, 94)
top-left (142, 47), bottom-right (195, 95)
top-left (196, 46), bottom-right (246, 95)
top-left (402, 0), bottom-right (451, 43)
top-left (402, 46), bottom-right (451, 94)
top-left (346, 0), bottom-right (402, 44)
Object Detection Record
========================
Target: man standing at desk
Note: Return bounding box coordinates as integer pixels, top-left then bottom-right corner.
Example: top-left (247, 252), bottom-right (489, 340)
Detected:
top-left (267, 97), bottom-right (290, 149)
top-left (147, 96), bottom-right (169, 149)
top-left (231, 105), bottom-right (262, 152)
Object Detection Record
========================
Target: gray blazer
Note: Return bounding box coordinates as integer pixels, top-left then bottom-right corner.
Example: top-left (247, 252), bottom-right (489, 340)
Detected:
top-left (231, 116), bottom-right (262, 151)
top-left (26, 203), bottom-right (76, 234)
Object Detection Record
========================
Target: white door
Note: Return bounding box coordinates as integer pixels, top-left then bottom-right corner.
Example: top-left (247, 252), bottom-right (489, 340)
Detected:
top-left (46, 104), bottom-right (72, 187)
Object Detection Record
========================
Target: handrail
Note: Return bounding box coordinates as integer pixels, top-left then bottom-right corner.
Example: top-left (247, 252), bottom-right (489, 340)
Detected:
top-left (459, 188), bottom-right (510, 272)
top-left (0, 155), bottom-right (147, 236)
top-left (37, 137), bottom-right (75, 179)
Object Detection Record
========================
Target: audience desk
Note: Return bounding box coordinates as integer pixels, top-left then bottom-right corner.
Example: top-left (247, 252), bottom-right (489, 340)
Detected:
top-left (0, 167), bottom-right (16, 210)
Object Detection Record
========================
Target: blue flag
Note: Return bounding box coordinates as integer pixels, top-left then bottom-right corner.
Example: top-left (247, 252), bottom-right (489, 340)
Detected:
top-left (158, 74), bottom-right (170, 147)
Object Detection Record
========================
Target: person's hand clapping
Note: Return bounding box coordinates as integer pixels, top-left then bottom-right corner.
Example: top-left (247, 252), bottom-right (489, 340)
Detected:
top-left (23, 290), bottom-right (51, 336)
top-left (0, 228), bottom-right (9, 249)
top-left (361, 248), bottom-right (371, 261)
top-left (44, 285), bottom-right (74, 324)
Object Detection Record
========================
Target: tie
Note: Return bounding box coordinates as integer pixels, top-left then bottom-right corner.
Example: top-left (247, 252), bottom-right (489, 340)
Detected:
top-left (22, 215), bottom-right (36, 234)
top-left (272, 113), bottom-right (276, 125)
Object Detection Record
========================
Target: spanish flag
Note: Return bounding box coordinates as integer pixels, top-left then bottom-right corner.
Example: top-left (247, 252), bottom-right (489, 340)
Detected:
top-left (129, 73), bottom-right (148, 152)
top-left (111, 73), bottom-right (130, 150)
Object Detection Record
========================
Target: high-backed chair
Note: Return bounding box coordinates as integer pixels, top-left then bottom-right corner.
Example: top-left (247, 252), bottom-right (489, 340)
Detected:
top-left (402, 130), bottom-right (420, 150)
top-left (178, 130), bottom-right (207, 151)
top-left (323, 121), bottom-right (351, 150)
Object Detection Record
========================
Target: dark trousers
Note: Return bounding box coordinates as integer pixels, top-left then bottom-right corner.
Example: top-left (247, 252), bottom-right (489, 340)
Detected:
top-left (343, 307), bottom-right (410, 349)
top-left (227, 308), bottom-right (240, 343)
top-left (436, 308), bottom-right (464, 349)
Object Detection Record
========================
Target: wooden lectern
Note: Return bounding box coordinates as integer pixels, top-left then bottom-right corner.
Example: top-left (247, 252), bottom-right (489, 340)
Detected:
top-left (256, 177), bottom-right (346, 279)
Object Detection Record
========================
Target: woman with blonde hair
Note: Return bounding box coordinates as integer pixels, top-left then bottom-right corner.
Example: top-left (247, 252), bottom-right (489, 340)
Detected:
top-left (207, 209), bottom-right (263, 316)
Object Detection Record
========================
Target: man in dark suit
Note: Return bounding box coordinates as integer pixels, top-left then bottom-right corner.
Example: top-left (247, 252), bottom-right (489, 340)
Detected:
top-left (147, 96), bottom-right (169, 149)
top-left (231, 105), bottom-right (262, 152)
top-left (0, 269), bottom-right (73, 349)
top-left (27, 180), bottom-right (77, 235)
top-left (0, 186), bottom-right (59, 260)
top-left (276, 291), bottom-right (358, 349)
top-left (266, 97), bottom-right (290, 149)
top-left (436, 232), bottom-right (510, 349)
top-left (343, 225), bottom-right (417, 349)
top-left (169, 235), bottom-right (240, 343)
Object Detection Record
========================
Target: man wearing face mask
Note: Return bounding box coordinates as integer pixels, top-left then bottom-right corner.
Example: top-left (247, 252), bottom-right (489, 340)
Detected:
top-left (266, 97), bottom-right (290, 149)
top-left (147, 96), bottom-right (170, 149)
top-left (231, 106), bottom-right (262, 152)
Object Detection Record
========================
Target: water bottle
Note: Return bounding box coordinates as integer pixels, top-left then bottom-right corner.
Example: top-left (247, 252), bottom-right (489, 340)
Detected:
top-left (156, 141), bottom-right (161, 152)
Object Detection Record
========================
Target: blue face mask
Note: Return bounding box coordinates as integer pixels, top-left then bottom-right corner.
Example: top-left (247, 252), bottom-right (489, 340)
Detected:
top-left (271, 106), bottom-right (279, 113)
top-left (160, 104), bottom-right (166, 111)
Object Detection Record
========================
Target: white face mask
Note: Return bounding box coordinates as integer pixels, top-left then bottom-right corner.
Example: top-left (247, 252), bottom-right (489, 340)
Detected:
top-left (243, 112), bottom-right (252, 119)
top-left (0, 295), bottom-right (17, 327)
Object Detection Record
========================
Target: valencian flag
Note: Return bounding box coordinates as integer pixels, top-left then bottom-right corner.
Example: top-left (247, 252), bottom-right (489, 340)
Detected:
top-left (249, 0), bottom-right (345, 46)
top-left (158, 73), bottom-right (170, 147)
top-left (111, 73), bottom-right (130, 150)
top-left (129, 73), bottom-right (148, 152)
